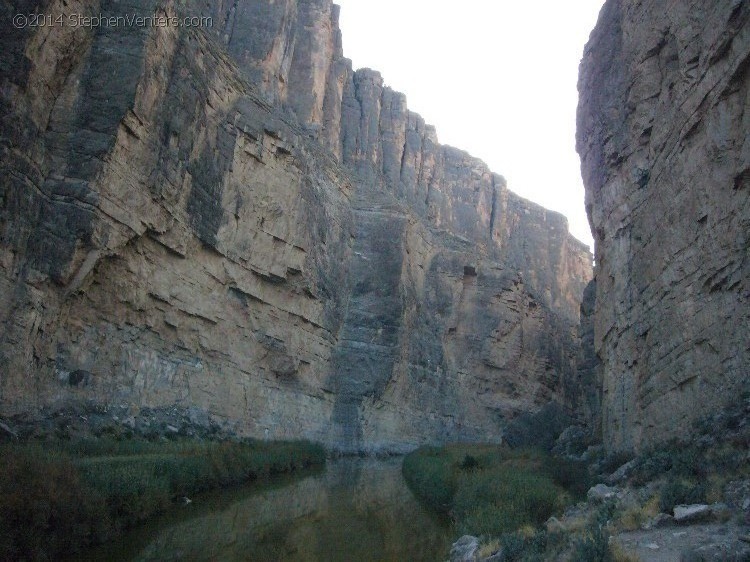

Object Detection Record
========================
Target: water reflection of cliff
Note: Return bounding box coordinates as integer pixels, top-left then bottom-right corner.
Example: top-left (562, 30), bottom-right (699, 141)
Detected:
top-left (81, 458), bottom-right (451, 562)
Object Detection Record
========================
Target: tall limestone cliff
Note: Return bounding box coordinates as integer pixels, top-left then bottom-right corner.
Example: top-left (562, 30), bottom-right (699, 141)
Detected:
top-left (578, 0), bottom-right (750, 451)
top-left (0, 0), bottom-right (592, 451)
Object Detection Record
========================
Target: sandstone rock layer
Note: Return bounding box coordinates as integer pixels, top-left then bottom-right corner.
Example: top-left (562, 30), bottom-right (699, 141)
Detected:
top-left (1, 0), bottom-right (592, 451)
top-left (578, 0), bottom-right (750, 451)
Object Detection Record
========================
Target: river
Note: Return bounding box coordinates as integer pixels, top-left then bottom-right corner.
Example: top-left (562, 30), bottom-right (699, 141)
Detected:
top-left (76, 457), bottom-right (453, 561)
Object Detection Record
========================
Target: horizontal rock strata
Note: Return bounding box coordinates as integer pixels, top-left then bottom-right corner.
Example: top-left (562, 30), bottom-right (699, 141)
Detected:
top-left (0, 0), bottom-right (592, 451)
top-left (577, 0), bottom-right (750, 451)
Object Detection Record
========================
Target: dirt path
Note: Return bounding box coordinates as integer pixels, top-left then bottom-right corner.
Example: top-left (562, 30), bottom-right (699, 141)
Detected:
top-left (614, 522), bottom-right (750, 561)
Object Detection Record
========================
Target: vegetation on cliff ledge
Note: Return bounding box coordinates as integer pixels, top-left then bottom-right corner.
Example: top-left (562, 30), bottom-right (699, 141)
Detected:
top-left (0, 437), bottom-right (325, 560)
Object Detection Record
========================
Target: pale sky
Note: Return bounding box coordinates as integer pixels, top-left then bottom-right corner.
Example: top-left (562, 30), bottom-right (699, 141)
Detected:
top-left (334, 0), bottom-right (604, 250)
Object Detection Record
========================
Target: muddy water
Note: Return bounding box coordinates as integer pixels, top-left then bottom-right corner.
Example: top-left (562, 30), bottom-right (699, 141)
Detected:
top-left (78, 457), bottom-right (452, 561)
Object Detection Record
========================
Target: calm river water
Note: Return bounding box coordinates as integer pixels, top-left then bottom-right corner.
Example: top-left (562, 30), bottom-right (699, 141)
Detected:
top-left (78, 457), bottom-right (453, 561)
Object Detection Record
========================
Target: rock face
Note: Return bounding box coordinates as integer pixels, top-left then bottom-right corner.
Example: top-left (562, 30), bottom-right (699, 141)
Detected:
top-left (578, 0), bottom-right (750, 451)
top-left (0, 0), bottom-right (592, 451)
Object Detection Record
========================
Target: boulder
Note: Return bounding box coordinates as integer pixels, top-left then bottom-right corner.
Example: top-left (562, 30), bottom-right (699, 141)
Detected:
top-left (673, 504), bottom-right (711, 523)
top-left (587, 483), bottom-right (619, 502)
top-left (607, 459), bottom-right (637, 484)
top-left (546, 516), bottom-right (565, 532)
top-left (0, 420), bottom-right (18, 439)
top-left (641, 513), bottom-right (674, 530)
top-left (450, 535), bottom-right (479, 562)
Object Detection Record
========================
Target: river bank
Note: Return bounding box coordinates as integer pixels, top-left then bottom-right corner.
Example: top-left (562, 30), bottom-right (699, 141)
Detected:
top-left (0, 437), bottom-right (325, 560)
top-left (420, 398), bottom-right (750, 561)
top-left (72, 456), bottom-right (452, 562)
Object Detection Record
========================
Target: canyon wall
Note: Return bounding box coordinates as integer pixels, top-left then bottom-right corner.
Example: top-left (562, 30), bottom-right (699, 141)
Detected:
top-left (578, 0), bottom-right (750, 451)
top-left (0, 0), bottom-right (592, 451)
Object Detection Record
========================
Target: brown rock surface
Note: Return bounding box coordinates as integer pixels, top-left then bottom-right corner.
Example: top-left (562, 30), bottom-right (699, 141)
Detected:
top-left (0, 0), bottom-right (592, 451)
top-left (577, 0), bottom-right (750, 451)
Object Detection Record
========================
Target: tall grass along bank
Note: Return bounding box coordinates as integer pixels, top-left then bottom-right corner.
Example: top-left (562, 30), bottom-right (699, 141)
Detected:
top-left (0, 438), bottom-right (325, 561)
top-left (402, 444), bottom-right (588, 537)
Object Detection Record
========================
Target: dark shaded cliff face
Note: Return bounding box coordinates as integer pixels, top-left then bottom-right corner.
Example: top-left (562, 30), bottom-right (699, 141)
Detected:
top-left (577, 0), bottom-right (750, 451)
top-left (0, 0), bottom-right (592, 451)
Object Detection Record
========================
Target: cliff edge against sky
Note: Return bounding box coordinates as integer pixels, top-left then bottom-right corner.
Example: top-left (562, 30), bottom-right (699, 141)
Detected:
top-left (0, 0), bottom-right (592, 452)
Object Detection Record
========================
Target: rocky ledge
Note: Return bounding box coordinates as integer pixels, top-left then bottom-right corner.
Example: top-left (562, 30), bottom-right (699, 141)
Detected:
top-left (577, 0), bottom-right (750, 451)
top-left (0, 0), bottom-right (592, 452)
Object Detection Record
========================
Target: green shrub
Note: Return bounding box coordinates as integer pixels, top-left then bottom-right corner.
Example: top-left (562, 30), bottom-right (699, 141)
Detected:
top-left (659, 478), bottom-right (706, 513)
top-left (544, 456), bottom-right (590, 498)
top-left (599, 450), bottom-right (634, 475)
top-left (631, 448), bottom-right (674, 485)
top-left (670, 447), bottom-right (705, 478)
top-left (499, 531), bottom-right (529, 560)
top-left (460, 454), bottom-right (479, 471)
top-left (572, 525), bottom-right (610, 562)
top-left (492, 503), bottom-right (626, 562)
top-left (571, 503), bottom-right (617, 562)
top-left (494, 529), bottom-right (570, 562)
top-left (631, 442), bottom-right (708, 485)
